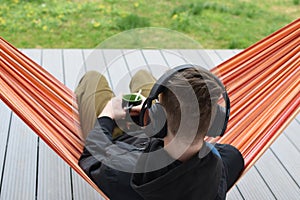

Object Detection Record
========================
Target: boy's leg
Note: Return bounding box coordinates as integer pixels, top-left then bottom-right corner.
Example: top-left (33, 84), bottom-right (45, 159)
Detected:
top-left (215, 144), bottom-right (244, 190)
top-left (129, 69), bottom-right (156, 97)
top-left (75, 71), bottom-right (114, 140)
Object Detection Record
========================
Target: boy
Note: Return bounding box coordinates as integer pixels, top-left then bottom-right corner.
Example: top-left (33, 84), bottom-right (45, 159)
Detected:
top-left (77, 68), bottom-right (244, 199)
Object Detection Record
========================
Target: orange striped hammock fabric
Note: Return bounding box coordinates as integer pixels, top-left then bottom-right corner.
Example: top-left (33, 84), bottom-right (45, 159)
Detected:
top-left (0, 19), bottom-right (299, 199)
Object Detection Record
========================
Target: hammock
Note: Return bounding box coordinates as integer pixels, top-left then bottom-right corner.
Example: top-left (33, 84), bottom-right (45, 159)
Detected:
top-left (0, 18), bottom-right (299, 199)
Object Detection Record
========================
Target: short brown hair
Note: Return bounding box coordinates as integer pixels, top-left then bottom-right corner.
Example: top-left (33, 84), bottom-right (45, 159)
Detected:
top-left (160, 67), bottom-right (223, 141)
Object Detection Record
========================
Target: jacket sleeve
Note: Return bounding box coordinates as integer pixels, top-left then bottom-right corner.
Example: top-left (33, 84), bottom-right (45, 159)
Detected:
top-left (78, 116), bottom-right (116, 177)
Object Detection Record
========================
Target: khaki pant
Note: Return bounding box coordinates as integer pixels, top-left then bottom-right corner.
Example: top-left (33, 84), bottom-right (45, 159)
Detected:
top-left (75, 70), bottom-right (156, 140)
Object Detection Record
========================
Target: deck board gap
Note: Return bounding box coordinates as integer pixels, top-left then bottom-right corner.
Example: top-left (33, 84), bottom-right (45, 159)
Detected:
top-left (121, 50), bottom-right (133, 78)
top-left (196, 50), bottom-right (213, 69)
top-left (35, 137), bottom-right (40, 200)
top-left (253, 166), bottom-right (277, 199)
top-left (284, 132), bottom-right (300, 153)
top-left (61, 49), bottom-right (67, 85)
top-left (235, 185), bottom-right (245, 200)
top-left (0, 111), bottom-right (13, 196)
top-left (35, 49), bottom-right (43, 200)
top-left (69, 168), bottom-right (74, 200)
top-left (159, 50), bottom-right (170, 67)
top-left (269, 148), bottom-right (300, 189)
top-left (139, 50), bottom-right (154, 74)
top-left (101, 50), bottom-right (114, 91)
top-left (81, 50), bottom-right (87, 73)
top-left (295, 117), bottom-right (300, 125)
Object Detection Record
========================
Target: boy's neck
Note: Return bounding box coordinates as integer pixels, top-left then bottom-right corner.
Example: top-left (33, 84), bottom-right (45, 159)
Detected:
top-left (163, 133), bottom-right (203, 162)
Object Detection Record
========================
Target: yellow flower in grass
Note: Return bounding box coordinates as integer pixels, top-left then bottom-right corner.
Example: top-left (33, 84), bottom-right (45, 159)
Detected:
top-left (93, 22), bottom-right (101, 28)
top-left (91, 19), bottom-right (101, 28)
top-left (42, 25), bottom-right (48, 31)
top-left (106, 6), bottom-right (112, 14)
top-left (134, 2), bottom-right (139, 8)
top-left (119, 11), bottom-right (128, 18)
top-left (0, 17), bottom-right (6, 26)
top-left (27, 10), bottom-right (34, 18)
top-left (32, 19), bottom-right (41, 26)
top-left (172, 14), bottom-right (178, 20)
top-left (99, 4), bottom-right (105, 10)
top-left (58, 14), bottom-right (64, 20)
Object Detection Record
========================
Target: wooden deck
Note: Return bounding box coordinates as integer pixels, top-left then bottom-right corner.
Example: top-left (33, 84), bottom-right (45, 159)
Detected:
top-left (0, 49), bottom-right (299, 200)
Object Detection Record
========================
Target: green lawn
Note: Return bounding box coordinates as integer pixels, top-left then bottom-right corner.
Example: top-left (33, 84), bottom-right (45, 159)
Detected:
top-left (0, 0), bottom-right (299, 49)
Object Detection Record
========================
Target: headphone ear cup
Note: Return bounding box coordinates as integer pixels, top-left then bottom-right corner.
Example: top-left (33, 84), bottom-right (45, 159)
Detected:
top-left (207, 105), bottom-right (227, 137)
top-left (144, 103), bottom-right (168, 138)
top-left (139, 99), bottom-right (150, 127)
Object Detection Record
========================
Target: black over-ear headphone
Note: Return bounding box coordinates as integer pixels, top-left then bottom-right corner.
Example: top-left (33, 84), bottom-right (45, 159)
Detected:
top-left (139, 64), bottom-right (230, 138)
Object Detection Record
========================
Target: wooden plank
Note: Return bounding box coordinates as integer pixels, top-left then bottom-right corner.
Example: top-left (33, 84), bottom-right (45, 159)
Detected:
top-left (235, 166), bottom-right (275, 199)
top-left (0, 101), bottom-right (11, 191)
top-left (271, 133), bottom-right (300, 186)
top-left (227, 186), bottom-right (244, 200)
top-left (203, 50), bottom-right (224, 67)
top-left (38, 144), bottom-right (73, 200)
top-left (284, 115), bottom-right (300, 148)
top-left (37, 49), bottom-right (72, 200)
top-left (102, 50), bottom-right (130, 94)
top-left (71, 173), bottom-right (104, 200)
top-left (0, 115), bottom-right (38, 200)
top-left (178, 49), bottom-right (211, 70)
top-left (197, 50), bottom-right (218, 69)
top-left (255, 149), bottom-right (300, 199)
top-left (141, 49), bottom-right (169, 78)
top-left (214, 49), bottom-right (239, 63)
top-left (82, 49), bottom-right (112, 88)
top-left (63, 49), bottom-right (102, 200)
top-left (0, 49), bottom-right (40, 200)
top-left (82, 49), bottom-right (101, 72)
top-left (122, 49), bottom-right (149, 77)
top-left (63, 49), bottom-right (86, 91)
top-left (160, 49), bottom-right (187, 68)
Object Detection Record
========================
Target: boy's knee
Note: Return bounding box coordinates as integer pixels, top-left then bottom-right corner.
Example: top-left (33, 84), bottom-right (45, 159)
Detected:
top-left (81, 71), bottom-right (104, 82)
top-left (130, 70), bottom-right (156, 94)
top-left (78, 71), bottom-right (109, 89)
top-left (133, 69), bottom-right (152, 76)
top-left (132, 70), bottom-right (156, 81)
top-left (75, 70), bottom-right (112, 106)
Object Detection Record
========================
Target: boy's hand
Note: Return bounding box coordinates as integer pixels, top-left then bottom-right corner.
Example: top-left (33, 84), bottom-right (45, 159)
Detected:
top-left (98, 94), bottom-right (146, 120)
top-left (128, 95), bottom-right (146, 117)
top-left (99, 96), bottom-right (126, 120)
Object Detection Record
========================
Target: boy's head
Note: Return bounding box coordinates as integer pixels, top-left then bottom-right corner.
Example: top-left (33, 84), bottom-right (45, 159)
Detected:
top-left (160, 67), bottom-right (223, 141)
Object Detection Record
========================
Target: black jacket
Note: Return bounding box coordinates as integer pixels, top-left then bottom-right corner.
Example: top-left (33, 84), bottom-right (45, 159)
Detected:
top-left (79, 117), bottom-right (227, 200)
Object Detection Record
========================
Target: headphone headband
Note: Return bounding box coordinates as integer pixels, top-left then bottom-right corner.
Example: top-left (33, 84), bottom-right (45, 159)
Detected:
top-left (148, 65), bottom-right (193, 101)
top-left (141, 64), bottom-right (230, 137)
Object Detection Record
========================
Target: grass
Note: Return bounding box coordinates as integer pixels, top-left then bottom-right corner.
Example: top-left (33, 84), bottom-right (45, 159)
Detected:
top-left (0, 0), bottom-right (299, 49)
